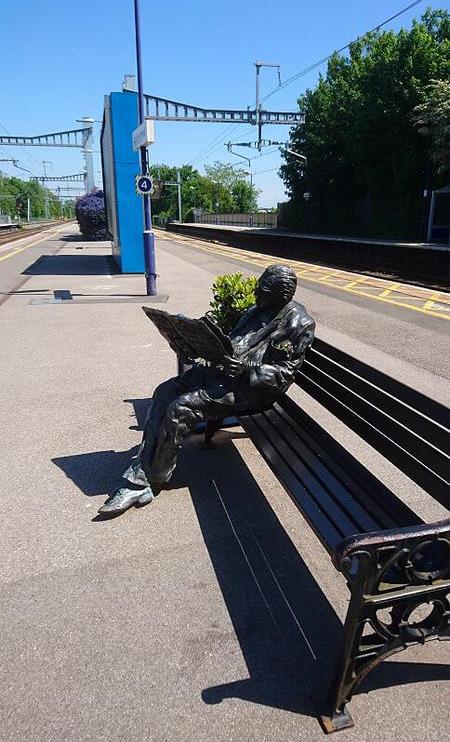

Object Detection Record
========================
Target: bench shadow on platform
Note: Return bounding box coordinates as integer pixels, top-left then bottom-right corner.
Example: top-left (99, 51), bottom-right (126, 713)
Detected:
top-left (52, 397), bottom-right (450, 721)
top-left (23, 253), bottom-right (119, 276)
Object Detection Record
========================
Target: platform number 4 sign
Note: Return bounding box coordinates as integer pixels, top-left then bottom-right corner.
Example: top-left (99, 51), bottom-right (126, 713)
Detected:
top-left (135, 174), bottom-right (154, 196)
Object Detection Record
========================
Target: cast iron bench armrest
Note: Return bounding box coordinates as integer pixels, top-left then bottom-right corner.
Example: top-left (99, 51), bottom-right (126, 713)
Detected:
top-left (332, 518), bottom-right (450, 571)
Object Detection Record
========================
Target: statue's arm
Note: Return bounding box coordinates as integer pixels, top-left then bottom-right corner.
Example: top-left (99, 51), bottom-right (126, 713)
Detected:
top-left (248, 318), bottom-right (315, 391)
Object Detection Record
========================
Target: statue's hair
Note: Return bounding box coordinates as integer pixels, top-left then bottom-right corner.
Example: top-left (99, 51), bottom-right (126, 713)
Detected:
top-left (259, 264), bottom-right (297, 302)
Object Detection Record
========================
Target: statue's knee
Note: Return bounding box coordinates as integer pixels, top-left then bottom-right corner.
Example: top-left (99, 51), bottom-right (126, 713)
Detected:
top-left (154, 377), bottom-right (176, 399)
top-left (166, 399), bottom-right (200, 437)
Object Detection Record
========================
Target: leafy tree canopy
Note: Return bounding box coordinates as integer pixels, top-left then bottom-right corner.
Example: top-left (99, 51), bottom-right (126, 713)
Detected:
top-left (279, 8), bottom-right (450, 236)
top-left (149, 161), bottom-right (259, 220)
top-left (413, 78), bottom-right (450, 173)
top-left (0, 174), bottom-right (64, 219)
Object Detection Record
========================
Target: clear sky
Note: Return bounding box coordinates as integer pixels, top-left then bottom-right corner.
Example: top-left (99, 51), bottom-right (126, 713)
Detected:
top-left (1, 0), bottom-right (448, 206)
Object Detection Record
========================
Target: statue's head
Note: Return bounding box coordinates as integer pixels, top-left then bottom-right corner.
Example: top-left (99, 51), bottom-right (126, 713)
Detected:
top-left (256, 264), bottom-right (297, 310)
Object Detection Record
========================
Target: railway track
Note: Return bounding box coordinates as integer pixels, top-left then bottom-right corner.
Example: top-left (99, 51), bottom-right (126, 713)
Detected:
top-left (0, 221), bottom-right (66, 248)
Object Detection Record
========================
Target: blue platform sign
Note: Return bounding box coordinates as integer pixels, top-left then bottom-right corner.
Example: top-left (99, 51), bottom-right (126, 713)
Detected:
top-left (135, 174), bottom-right (154, 195)
top-left (101, 91), bottom-right (143, 273)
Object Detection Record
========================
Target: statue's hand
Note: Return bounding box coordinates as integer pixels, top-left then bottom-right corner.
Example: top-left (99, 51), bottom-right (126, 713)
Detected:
top-left (222, 355), bottom-right (247, 377)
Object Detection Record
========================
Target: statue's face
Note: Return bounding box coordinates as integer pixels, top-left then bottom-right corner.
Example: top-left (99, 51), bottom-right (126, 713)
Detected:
top-left (255, 279), bottom-right (280, 310)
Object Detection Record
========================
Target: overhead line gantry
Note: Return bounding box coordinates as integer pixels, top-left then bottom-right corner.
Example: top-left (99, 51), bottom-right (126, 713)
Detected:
top-left (0, 119), bottom-right (95, 192)
top-left (135, 60), bottom-right (304, 153)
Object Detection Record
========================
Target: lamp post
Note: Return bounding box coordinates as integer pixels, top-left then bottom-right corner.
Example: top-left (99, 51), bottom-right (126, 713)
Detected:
top-left (133, 0), bottom-right (157, 295)
top-left (303, 191), bottom-right (312, 233)
top-left (176, 170), bottom-right (182, 222)
top-left (42, 161), bottom-right (52, 219)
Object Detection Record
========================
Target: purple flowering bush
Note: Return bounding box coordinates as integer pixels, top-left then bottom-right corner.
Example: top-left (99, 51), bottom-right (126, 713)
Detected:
top-left (75, 189), bottom-right (108, 240)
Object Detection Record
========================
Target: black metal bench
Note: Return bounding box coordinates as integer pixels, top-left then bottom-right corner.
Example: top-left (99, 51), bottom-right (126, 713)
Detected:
top-left (207, 338), bottom-right (450, 732)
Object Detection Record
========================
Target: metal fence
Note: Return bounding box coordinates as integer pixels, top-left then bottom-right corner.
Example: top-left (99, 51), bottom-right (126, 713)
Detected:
top-left (192, 211), bottom-right (278, 228)
top-left (153, 215), bottom-right (169, 228)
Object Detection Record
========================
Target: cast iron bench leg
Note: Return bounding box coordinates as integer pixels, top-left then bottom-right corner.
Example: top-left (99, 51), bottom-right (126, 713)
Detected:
top-left (204, 418), bottom-right (223, 447)
top-left (322, 531), bottom-right (450, 732)
top-left (320, 585), bottom-right (362, 733)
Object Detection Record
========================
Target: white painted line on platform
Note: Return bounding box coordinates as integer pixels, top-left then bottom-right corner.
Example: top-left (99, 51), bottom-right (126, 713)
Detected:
top-left (0, 225), bottom-right (67, 262)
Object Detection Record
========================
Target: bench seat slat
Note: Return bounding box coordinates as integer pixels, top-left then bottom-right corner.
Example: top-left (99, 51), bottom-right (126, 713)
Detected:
top-left (313, 338), bottom-right (450, 430)
top-left (241, 414), bottom-right (343, 553)
top-left (264, 406), bottom-right (383, 533)
top-left (254, 411), bottom-right (366, 537)
top-left (273, 398), bottom-right (422, 530)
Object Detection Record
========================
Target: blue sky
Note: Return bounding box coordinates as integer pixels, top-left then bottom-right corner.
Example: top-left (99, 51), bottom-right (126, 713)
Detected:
top-left (1, 0), bottom-right (447, 206)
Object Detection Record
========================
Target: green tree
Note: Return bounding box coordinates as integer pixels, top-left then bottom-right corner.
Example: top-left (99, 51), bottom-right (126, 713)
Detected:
top-left (149, 160), bottom-right (259, 220)
top-left (149, 164), bottom-right (215, 220)
top-left (204, 162), bottom-right (246, 190)
top-left (280, 9), bottom-right (450, 238)
top-left (204, 161), bottom-right (259, 212)
top-left (413, 78), bottom-right (450, 173)
top-left (0, 174), bottom-right (64, 220)
top-left (231, 180), bottom-right (258, 212)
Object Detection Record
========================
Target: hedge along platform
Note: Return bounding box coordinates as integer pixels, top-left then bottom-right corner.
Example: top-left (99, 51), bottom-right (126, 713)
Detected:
top-left (101, 90), bottom-right (145, 273)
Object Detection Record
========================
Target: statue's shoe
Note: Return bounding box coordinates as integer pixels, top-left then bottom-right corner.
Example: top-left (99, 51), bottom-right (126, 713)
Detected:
top-left (136, 485), bottom-right (159, 506)
top-left (98, 487), bottom-right (142, 514)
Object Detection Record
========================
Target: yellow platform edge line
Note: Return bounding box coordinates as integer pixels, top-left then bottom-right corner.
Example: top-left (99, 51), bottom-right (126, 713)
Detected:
top-left (158, 232), bottom-right (450, 321)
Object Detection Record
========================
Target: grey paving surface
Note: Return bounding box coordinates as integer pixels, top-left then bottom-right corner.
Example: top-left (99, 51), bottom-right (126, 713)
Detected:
top-left (0, 227), bottom-right (448, 741)
top-left (0, 224), bottom-right (70, 302)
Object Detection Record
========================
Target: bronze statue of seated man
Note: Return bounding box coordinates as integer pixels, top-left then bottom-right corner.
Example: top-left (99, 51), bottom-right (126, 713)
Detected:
top-left (99, 264), bottom-right (315, 515)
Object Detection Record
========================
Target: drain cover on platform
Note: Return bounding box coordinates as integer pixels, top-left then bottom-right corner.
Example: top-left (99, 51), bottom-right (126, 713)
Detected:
top-left (30, 295), bottom-right (169, 305)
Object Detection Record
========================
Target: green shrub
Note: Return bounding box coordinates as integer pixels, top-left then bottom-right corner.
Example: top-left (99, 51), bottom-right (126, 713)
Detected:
top-left (209, 272), bottom-right (257, 333)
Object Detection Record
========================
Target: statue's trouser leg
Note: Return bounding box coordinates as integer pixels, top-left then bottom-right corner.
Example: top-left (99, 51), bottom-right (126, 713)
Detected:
top-left (123, 373), bottom-right (201, 487)
top-left (125, 362), bottom-right (249, 487)
top-left (146, 390), bottom-right (212, 485)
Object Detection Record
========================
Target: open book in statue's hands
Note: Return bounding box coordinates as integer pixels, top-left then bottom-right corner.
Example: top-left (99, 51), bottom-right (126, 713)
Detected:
top-left (142, 307), bottom-right (234, 363)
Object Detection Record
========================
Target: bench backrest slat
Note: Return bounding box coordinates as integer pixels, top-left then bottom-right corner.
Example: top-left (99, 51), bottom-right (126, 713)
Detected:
top-left (296, 339), bottom-right (450, 511)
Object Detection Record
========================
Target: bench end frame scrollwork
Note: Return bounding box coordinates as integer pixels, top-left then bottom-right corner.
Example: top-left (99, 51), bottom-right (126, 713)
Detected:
top-left (320, 519), bottom-right (450, 733)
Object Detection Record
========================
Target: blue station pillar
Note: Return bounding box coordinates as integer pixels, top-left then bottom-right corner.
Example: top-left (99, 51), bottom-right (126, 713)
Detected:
top-left (101, 90), bottom-right (146, 273)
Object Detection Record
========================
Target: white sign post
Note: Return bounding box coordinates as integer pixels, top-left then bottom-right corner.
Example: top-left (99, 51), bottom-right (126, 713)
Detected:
top-left (132, 119), bottom-right (155, 151)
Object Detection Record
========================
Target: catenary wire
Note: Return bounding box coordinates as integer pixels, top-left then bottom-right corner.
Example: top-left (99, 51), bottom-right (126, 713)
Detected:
top-left (260, 0), bottom-right (425, 104)
top-left (189, 124), bottom-right (237, 164)
top-left (189, 123), bottom-right (241, 166)
top-left (0, 121), bottom-right (43, 168)
top-left (171, 2), bottom-right (425, 186)
top-left (252, 166), bottom-right (280, 176)
top-left (199, 125), bottom-right (258, 165)
top-left (204, 0), bottom-right (427, 185)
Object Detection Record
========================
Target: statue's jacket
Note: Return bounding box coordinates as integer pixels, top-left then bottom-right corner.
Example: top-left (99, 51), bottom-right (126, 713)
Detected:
top-left (204, 299), bottom-right (316, 411)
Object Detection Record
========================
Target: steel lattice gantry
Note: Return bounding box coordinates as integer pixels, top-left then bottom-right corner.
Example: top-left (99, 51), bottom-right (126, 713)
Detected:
top-left (31, 173), bottom-right (85, 183)
top-left (142, 92), bottom-right (304, 152)
top-left (143, 93), bottom-right (304, 126)
top-left (0, 122), bottom-right (95, 192)
top-left (0, 127), bottom-right (89, 148)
